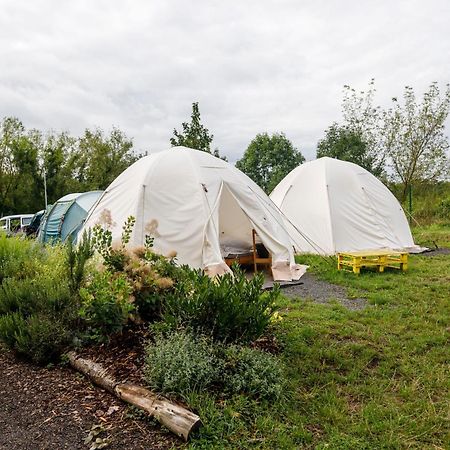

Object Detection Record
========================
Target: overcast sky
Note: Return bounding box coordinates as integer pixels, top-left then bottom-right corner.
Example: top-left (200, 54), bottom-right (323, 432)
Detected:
top-left (1, 0), bottom-right (449, 162)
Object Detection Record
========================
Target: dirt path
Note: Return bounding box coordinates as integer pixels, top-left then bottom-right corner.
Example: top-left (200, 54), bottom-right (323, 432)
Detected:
top-left (0, 349), bottom-right (177, 450)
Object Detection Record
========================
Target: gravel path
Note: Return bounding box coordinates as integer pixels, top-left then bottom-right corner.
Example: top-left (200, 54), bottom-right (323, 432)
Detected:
top-left (418, 248), bottom-right (450, 257)
top-left (265, 273), bottom-right (367, 311)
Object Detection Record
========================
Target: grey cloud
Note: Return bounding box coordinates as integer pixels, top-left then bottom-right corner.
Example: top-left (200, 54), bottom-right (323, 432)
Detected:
top-left (0, 0), bottom-right (449, 163)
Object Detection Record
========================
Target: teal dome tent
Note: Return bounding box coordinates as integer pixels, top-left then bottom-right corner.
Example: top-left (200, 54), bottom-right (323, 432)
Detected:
top-left (38, 191), bottom-right (103, 243)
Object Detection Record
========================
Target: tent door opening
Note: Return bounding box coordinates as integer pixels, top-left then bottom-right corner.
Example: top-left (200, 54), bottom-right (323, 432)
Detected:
top-left (217, 183), bottom-right (272, 273)
top-left (217, 183), bottom-right (254, 260)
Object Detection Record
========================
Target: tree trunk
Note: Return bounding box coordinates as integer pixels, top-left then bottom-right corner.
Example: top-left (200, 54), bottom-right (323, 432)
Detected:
top-left (67, 351), bottom-right (201, 441)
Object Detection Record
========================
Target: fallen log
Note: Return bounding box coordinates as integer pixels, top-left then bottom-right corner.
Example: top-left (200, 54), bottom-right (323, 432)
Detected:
top-left (67, 351), bottom-right (201, 441)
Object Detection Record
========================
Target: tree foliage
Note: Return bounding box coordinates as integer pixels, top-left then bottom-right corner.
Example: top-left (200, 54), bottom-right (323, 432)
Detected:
top-left (68, 127), bottom-right (139, 192)
top-left (170, 102), bottom-right (226, 160)
top-left (318, 80), bottom-right (450, 195)
top-left (0, 117), bottom-right (139, 216)
top-left (0, 118), bottom-right (41, 215)
top-left (236, 132), bottom-right (304, 194)
top-left (317, 80), bottom-right (385, 177)
top-left (382, 83), bottom-right (450, 201)
top-left (316, 123), bottom-right (384, 176)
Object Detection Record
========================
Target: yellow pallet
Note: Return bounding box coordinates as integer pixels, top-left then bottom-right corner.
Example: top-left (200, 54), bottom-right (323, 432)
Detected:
top-left (337, 249), bottom-right (408, 274)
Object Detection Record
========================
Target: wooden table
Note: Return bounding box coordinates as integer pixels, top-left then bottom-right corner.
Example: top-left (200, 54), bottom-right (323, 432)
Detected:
top-left (337, 249), bottom-right (408, 274)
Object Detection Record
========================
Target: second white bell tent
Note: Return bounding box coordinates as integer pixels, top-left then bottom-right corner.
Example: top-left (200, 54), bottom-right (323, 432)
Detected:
top-left (270, 157), bottom-right (420, 255)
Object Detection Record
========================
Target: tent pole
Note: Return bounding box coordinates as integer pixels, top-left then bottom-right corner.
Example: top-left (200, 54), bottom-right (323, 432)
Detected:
top-left (408, 184), bottom-right (412, 225)
top-left (43, 168), bottom-right (48, 209)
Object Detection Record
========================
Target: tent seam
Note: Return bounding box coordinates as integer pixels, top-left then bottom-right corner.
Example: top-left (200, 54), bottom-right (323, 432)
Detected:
top-left (323, 160), bottom-right (336, 254)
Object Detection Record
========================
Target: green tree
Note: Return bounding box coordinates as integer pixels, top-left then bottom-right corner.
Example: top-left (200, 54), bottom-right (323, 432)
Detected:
top-left (69, 127), bottom-right (139, 191)
top-left (0, 117), bottom-right (24, 214)
top-left (31, 129), bottom-right (76, 205)
top-left (236, 132), bottom-right (304, 193)
top-left (316, 123), bottom-right (384, 177)
top-left (170, 102), bottom-right (226, 160)
top-left (0, 117), bottom-right (42, 215)
top-left (337, 80), bottom-right (385, 176)
top-left (0, 120), bottom-right (140, 215)
top-left (382, 82), bottom-right (450, 201)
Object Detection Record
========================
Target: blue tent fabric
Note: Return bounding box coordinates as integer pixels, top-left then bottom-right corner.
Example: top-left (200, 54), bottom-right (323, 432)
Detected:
top-left (41, 201), bottom-right (73, 243)
top-left (39, 191), bottom-right (102, 243)
top-left (61, 202), bottom-right (87, 242)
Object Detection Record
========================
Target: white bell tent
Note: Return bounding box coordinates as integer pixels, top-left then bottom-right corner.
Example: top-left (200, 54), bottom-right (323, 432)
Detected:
top-left (270, 157), bottom-right (421, 255)
top-left (81, 147), bottom-right (305, 281)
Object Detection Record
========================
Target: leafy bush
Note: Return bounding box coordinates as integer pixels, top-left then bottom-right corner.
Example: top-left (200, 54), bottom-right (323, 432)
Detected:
top-left (0, 275), bottom-right (73, 316)
top-left (223, 345), bottom-right (285, 400)
top-left (438, 197), bottom-right (450, 221)
top-left (14, 314), bottom-right (72, 364)
top-left (92, 216), bottom-right (180, 321)
top-left (144, 330), bottom-right (286, 401)
top-left (0, 232), bottom-right (43, 282)
top-left (145, 330), bottom-right (223, 396)
top-left (0, 235), bottom-right (80, 363)
top-left (92, 215), bottom-right (135, 272)
top-left (79, 270), bottom-right (134, 341)
top-left (162, 267), bottom-right (280, 343)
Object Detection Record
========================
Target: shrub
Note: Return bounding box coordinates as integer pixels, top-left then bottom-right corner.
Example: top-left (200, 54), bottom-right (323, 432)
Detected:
top-left (66, 231), bottom-right (94, 294)
top-left (438, 197), bottom-right (450, 221)
top-left (0, 312), bottom-right (26, 349)
top-left (0, 273), bottom-right (75, 363)
top-left (0, 233), bottom-right (43, 282)
top-left (122, 252), bottom-right (176, 321)
top-left (92, 216), bottom-right (180, 321)
top-left (144, 330), bottom-right (287, 401)
top-left (0, 278), bottom-right (36, 316)
top-left (14, 314), bottom-right (72, 364)
top-left (0, 312), bottom-right (72, 364)
top-left (92, 216), bottom-right (135, 272)
top-left (0, 236), bottom-right (81, 363)
top-left (0, 275), bottom-right (73, 316)
top-left (79, 270), bottom-right (134, 340)
top-left (223, 345), bottom-right (286, 400)
top-left (145, 330), bottom-right (223, 396)
top-left (162, 266), bottom-right (280, 343)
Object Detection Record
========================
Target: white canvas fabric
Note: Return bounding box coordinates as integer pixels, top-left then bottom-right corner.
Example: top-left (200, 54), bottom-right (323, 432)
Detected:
top-left (81, 147), bottom-right (306, 281)
top-left (270, 157), bottom-right (422, 255)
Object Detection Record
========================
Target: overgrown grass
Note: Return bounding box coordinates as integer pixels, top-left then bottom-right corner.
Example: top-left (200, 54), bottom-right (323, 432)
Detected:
top-left (187, 225), bottom-right (450, 449)
top-left (412, 223), bottom-right (450, 248)
top-left (393, 181), bottom-right (450, 226)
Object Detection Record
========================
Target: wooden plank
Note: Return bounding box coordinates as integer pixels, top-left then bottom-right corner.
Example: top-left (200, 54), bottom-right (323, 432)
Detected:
top-left (338, 248), bottom-right (403, 256)
top-left (337, 249), bottom-right (408, 274)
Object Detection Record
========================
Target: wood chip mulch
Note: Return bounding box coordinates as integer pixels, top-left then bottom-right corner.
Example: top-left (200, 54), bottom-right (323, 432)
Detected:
top-left (0, 337), bottom-right (178, 450)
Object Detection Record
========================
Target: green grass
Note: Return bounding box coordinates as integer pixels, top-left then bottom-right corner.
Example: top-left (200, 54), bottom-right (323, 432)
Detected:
top-left (396, 181), bottom-right (450, 226)
top-left (187, 225), bottom-right (450, 449)
top-left (412, 223), bottom-right (450, 248)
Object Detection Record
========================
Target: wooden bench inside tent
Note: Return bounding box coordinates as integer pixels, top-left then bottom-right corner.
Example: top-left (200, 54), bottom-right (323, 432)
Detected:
top-left (224, 229), bottom-right (272, 274)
